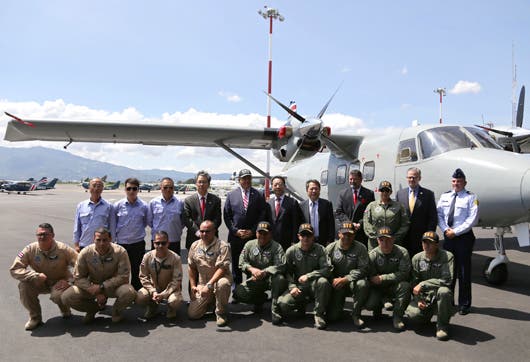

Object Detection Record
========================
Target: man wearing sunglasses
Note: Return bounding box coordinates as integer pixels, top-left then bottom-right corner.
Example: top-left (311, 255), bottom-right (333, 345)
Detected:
top-left (148, 177), bottom-right (184, 255)
top-left (114, 177), bottom-right (148, 290)
top-left (363, 181), bottom-right (410, 251)
top-left (10, 223), bottom-right (78, 330)
top-left (136, 231), bottom-right (183, 320)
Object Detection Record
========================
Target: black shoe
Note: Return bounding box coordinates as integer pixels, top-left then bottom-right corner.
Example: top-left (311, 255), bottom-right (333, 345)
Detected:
top-left (458, 306), bottom-right (470, 315)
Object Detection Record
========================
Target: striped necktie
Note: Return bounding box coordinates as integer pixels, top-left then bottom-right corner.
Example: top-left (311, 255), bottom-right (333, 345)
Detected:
top-left (243, 190), bottom-right (249, 210)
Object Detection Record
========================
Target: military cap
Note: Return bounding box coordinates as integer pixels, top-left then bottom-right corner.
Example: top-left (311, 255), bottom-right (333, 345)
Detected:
top-left (339, 221), bottom-right (355, 234)
top-left (421, 231), bottom-right (439, 243)
top-left (378, 180), bottom-right (392, 192)
top-left (257, 221), bottom-right (271, 233)
top-left (238, 169), bottom-right (252, 178)
top-left (452, 168), bottom-right (466, 179)
top-left (376, 226), bottom-right (393, 238)
top-left (298, 223), bottom-right (314, 235)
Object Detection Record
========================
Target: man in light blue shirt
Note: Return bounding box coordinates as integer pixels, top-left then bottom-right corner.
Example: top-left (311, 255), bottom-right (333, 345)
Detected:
top-left (73, 178), bottom-right (114, 252)
top-left (114, 177), bottom-right (148, 290)
top-left (147, 177), bottom-right (184, 255)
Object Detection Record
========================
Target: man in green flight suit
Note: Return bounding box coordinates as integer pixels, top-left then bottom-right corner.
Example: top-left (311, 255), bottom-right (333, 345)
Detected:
top-left (277, 223), bottom-right (332, 329)
top-left (365, 226), bottom-right (411, 331)
top-left (406, 231), bottom-right (454, 341)
top-left (234, 221), bottom-right (287, 322)
top-left (326, 221), bottom-right (370, 328)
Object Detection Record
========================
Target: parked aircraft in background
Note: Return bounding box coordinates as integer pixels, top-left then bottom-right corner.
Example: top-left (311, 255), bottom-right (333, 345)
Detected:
top-left (34, 177), bottom-right (58, 190)
top-left (4, 89), bottom-right (530, 285)
top-left (0, 177), bottom-right (49, 194)
top-left (80, 177), bottom-right (120, 191)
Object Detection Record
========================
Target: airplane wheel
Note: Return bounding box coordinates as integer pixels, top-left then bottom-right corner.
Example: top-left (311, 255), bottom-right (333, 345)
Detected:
top-left (483, 257), bottom-right (508, 285)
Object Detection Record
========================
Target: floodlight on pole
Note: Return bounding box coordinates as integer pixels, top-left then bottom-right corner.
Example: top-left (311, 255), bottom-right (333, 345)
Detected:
top-left (434, 87), bottom-right (446, 124)
top-left (258, 5), bottom-right (284, 199)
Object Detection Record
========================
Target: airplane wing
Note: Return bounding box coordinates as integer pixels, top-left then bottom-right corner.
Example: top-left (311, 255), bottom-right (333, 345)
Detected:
top-left (4, 119), bottom-right (279, 149)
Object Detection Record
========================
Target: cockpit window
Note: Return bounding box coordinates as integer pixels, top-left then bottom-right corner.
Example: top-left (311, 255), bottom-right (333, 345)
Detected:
top-left (464, 127), bottom-right (503, 150)
top-left (418, 126), bottom-right (475, 159)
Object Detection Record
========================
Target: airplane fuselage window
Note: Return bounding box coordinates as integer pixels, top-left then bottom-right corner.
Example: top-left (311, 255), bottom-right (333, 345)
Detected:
top-left (349, 162), bottom-right (360, 174)
top-left (363, 161), bottom-right (375, 181)
top-left (464, 127), bottom-right (504, 150)
top-left (396, 138), bottom-right (418, 164)
top-left (321, 170), bottom-right (328, 186)
top-left (336, 164), bottom-right (347, 184)
top-left (419, 126), bottom-right (473, 159)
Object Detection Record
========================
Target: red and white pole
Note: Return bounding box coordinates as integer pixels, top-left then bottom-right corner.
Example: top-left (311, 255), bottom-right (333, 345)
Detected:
top-left (434, 88), bottom-right (446, 124)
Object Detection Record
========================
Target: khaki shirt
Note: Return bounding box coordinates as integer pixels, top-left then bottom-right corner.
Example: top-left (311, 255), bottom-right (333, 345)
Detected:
top-left (326, 239), bottom-right (369, 283)
top-left (10, 240), bottom-right (78, 286)
top-left (188, 237), bottom-right (232, 285)
top-left (369, 244), bottom-right (411, 286)
top-left (74, 243), bottom-right (131, 291)
top-left (139, 250), bottom-right (183, 297)
top-left (239, 238), bottom-right (284, 276)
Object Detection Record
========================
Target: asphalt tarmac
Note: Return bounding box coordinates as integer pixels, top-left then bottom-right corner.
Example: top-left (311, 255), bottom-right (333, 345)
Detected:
top-left (1, 185), bottom-right (529, 361)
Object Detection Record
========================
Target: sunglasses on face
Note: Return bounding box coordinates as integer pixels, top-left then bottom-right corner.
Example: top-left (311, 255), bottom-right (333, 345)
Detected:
top-left (154, 241), bottom-right (168, 246)
top-left (126, 187), bottom-right (138, 191)
top-left (199, 229), bottom-right (213, 233)
top-left (162, 186), bottom-right (174, 190)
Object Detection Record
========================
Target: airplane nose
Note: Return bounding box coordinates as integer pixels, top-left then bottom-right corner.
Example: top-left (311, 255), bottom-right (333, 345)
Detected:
top-left (522, 169), bottom-right (530, 212)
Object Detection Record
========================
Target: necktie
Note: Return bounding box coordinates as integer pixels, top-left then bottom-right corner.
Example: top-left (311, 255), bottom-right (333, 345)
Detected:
top-left (409, 189), bottom-right (416, 214)
top-left (200, 196), bottom-right (206, 218)
top-left (310, 202), bottom-right (319, 237)
top-left (275, 198), bottom-right (281, 218)
top-left (447, 193), bottom-right (457, 227)
top-left (353, 189), bottom-right (358, 206)
top-left (243, 190), bottom-right (249, 210)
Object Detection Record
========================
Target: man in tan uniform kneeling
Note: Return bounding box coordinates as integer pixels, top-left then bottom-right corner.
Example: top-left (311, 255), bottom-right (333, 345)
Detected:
top-left (62, 227), bottom-right (136, 323)
top-left (10, 223), bottom-right (78, 330)
top-left (188, 220), bottom-right (232, 326)
top-left (136, 230), bottom-right (183, 319)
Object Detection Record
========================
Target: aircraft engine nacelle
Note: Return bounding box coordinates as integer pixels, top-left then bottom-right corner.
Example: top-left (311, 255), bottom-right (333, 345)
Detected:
top-left (272, 134), bottom-right (321, 162)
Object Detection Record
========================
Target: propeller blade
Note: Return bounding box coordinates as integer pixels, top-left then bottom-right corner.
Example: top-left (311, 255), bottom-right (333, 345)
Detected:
top-left (516, 85), bottom-right (525, 128)
top-left (316, 82), bottom-right (343, 119)
top-left (475, 125), bottom-right (514, 137)
top-left (264, 92), bottom-right (306, 123)
top-left (321, 133), bottom-right (358, 161)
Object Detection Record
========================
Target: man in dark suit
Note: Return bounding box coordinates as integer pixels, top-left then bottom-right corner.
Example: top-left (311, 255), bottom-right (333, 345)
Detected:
top-left (299, 179), bottom-right (335, 246)
top-left (396, 167), bottom-right (437, 257)
top-left (268, 175), bottom-right (302, 251)
top-left (335, 170), bottom-right (375, 247)
top-left (224, 169), bottom-right (267, 286)
top-left (181, 170), bottom-right (222, 250)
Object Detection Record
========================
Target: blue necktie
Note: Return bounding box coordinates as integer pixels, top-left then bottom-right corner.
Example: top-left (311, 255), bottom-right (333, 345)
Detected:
top-left (447, 193), bottom-right (457, 227)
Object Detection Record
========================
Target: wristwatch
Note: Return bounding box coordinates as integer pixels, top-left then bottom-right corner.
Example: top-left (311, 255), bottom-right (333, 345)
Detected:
top-left (206, 282), bottom-right (213, 290)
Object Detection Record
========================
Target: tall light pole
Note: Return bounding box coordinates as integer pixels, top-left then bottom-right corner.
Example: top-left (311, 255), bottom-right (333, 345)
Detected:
top-left (258, 6), bottom-right (284, 199)
top-left (434, 87), bottom-right (446, 124)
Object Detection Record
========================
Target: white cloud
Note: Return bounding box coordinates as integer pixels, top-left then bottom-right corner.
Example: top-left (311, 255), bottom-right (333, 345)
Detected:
top-left (401, 66), bottom-right (408, 75)
top-left (449, 80), bottom-right (482, 94)
top-left (218, 91), bottom-right (242, 103)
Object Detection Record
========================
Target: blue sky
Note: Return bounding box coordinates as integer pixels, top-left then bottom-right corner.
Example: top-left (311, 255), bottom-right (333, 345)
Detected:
top-left (1, 0), bottom-right (529, 173)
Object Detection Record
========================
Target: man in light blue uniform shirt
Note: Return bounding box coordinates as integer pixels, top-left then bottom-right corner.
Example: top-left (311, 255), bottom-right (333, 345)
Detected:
top-left (147, 177), bottom-right (184, 255)
top-left (73, 178), bottom-right (114, 252)
top-left (114, 177), bottom-right (148, 290)
top-left (437, 168), bottom-right (478, 315)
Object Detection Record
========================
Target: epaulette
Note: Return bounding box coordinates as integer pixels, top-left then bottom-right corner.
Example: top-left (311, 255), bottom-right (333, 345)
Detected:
top-left (444, 190), bottom-right (451, 194)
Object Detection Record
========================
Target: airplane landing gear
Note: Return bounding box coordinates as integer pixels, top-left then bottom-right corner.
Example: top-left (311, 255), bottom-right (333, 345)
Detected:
top-left (483, 227), bottom-right (509, 285)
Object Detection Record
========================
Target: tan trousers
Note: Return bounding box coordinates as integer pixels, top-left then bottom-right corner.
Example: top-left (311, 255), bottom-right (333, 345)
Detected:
top-left (136, 288), bottom-right (183, 312)
top-left (61, 284), bottom-right (136, 316)
top-left (18, 280), bottom-right (70, 319)
top-left (188, 277), bottom-right (231, 319)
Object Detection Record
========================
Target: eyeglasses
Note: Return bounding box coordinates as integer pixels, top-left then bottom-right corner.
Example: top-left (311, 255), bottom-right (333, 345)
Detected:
top-left (126, 187), bottom-right (138, 191)
top-left (36, 233), bottom-right (50, 238)
top-left (154, 241), bottom-right (168, 246)
top-left (407, 176), bottom-right (418, 180)
top-left (199, 229), bottom-right (213, 233)
top-left (162, 186), bottom-right (174, 190)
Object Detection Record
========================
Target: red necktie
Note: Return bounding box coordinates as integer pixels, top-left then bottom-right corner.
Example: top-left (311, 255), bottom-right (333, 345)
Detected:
top-left (353, 189), bottom-right (358, 206)
top-left (200, 196), bottom-right (206, 218)
top-left (275, 198), bottom-right (281, 217)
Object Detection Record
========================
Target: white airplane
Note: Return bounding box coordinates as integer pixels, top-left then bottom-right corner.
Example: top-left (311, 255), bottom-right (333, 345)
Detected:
top-left (477, 86), bottom-right (530, 153)
top-left (3, 92), bottom-right (530, 285)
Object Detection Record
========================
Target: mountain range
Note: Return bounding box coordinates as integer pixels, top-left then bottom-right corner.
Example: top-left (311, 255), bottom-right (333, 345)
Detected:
top-left (0, 146), bottom-right (231, 182)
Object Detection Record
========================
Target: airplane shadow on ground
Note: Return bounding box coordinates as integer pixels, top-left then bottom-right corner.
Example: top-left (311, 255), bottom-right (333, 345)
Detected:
top-left (410, 321), bottom-right (494, 345)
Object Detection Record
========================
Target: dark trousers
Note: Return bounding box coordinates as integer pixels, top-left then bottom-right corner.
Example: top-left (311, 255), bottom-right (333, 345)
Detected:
top-left (229, 236), bottom-right (247, 286)
top-left (119, 240), bottom-right (146, 291)
top-left (443, 231), bottom-right (475, 308)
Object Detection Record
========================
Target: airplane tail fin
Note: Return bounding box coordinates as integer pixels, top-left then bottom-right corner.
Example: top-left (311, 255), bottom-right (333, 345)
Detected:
top-left (46, 178), bottom-right (58, 189)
